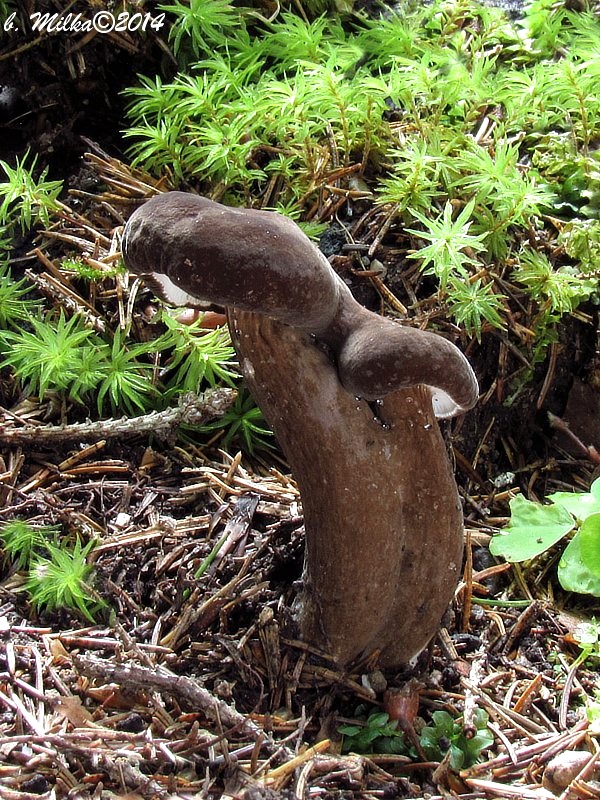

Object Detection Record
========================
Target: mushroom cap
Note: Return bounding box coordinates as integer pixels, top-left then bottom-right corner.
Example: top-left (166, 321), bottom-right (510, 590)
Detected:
top-left (335, 314), bottom-right (479, 417)
top-left (122, 191), bottom-right (478, 418)
top-left (122, 192), bottom-right (341, 332)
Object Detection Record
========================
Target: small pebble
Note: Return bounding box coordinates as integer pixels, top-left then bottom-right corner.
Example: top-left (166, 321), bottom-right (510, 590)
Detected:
top-left (116, 712), bottom-right (146, 733)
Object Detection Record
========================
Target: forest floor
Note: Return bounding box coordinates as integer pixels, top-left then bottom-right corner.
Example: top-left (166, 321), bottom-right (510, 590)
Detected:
top-left (1, 3), bottom-right (600, 799)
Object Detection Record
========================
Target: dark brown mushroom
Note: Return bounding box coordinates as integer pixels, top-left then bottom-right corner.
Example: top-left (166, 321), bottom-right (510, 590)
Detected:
top-left (122, 191), bottom-right (478, 667)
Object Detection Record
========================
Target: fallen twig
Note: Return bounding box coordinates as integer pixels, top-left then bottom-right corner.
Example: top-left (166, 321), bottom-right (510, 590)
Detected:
top-left (548, 411), bottom-right (600, 465)
top-left (0, 389), bottom-right (236, 445)
top-left (72, 654), bottom-right (292, 759)
top-left (465, 777), bottom-right (555, 798)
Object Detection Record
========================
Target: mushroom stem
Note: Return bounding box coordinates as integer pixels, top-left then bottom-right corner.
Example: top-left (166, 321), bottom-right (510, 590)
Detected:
top-left (229, 310), bottom-right (463, 666)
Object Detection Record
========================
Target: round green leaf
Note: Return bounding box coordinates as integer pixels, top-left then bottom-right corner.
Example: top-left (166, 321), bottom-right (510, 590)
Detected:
top-left (577, 513), bottom-right (600, 578)
top-left (489, 494), bottom-right (575, 562)
top-left (547, 478), bottom-right (600, 521)
top-left (558, 532), bottom-right (600, 597)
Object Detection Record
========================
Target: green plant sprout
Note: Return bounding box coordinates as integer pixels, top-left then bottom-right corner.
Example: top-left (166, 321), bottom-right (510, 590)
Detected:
top-left (406, 200), bottom-right (488, 289)
top-left (0, 520), bottom-right (58, 571)
top-left (571, 618), bottom-right (600, 668)
top-left (26, 538), bottom-right (102, 623)
top-left (0, 521), bottom-right (102, 622)
top-left (156, 311), bottom-right (238, 397)
top-left (568, 618), bottom-right (600, 738)
top-left (0, 262), bottom-right (41, 328)
top-left (446, 277), bottom-right (505, 342)
top-left (564, 621), bottom-right (600, 735)
top-left (159, 0), bottom-right (244, 60)
top-left (339, 704), bottom-right (493, 768)
top-left (338, 708), bottom-right (408, 755)
top-left (489, 478), bottom-right (600, 596)
top-left (0, 151), bottom-right (62, 233)
top-left (513, 249), bottom-right (596, 315)
top-left (376, 140), bottom-right (442, 216)
top-left (419, 709), bottom-right (494, 771)
top-left (199, 389), bottom-right (273, 454)
top-left (94, 327), bottom-right (158, 415)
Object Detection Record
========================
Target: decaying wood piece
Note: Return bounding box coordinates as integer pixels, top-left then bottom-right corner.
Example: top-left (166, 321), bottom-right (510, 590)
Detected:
top-left (73, 654), bottom-right (286, 752)
top-left (229, 311), bottom-right (463, 667)
top-left (0, 389), bottom-right (236, 445)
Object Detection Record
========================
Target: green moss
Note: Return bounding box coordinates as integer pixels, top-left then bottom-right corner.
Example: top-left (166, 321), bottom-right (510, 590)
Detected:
top-left (122, 1), bottom-right (598, 369)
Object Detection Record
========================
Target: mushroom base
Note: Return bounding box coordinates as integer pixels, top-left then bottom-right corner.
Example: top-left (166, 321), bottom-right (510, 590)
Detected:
top-left (228, 310), bottom-right (464, 668)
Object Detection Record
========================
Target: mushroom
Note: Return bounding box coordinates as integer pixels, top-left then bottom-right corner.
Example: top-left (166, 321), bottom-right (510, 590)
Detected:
top-left (122, 191), bottom-right (478, 667)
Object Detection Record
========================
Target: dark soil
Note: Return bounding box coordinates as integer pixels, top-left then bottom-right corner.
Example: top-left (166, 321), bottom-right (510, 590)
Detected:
top-left (0, 0), bottom-right (164, 165)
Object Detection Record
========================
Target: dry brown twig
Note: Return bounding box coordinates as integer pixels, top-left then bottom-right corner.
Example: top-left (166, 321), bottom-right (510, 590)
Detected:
top-left (72, 654), bottom-right (292, 760)
top-left (0, 389), bottom-right (236, 445)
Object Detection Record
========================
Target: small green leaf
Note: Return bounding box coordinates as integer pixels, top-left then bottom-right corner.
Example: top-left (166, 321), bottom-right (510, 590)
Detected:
top-left (489, 494), bottom-right (575, 562)
top-left (375, 736), bottom-right (409, 755)
top-left (548, 478), bottom-right (600, 521)
top-left (577, 514), bottom-right (600, 578)
top-left (558, 533), bottom-right (600, 597)
top-left (449, 742), bottom-right (466, 771)
top-left (362, 727), bottom-right (386, 745)
top-left (366, 712), bottom-right (391, 728)
top-left (338, 724), bottom-right (362, 736)
top-left (430, 710), bottom-right (456, 737)
top-left (587, 700), bottom-right (600, 735)
top-left (573, 620), bottom-right (600, 649)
